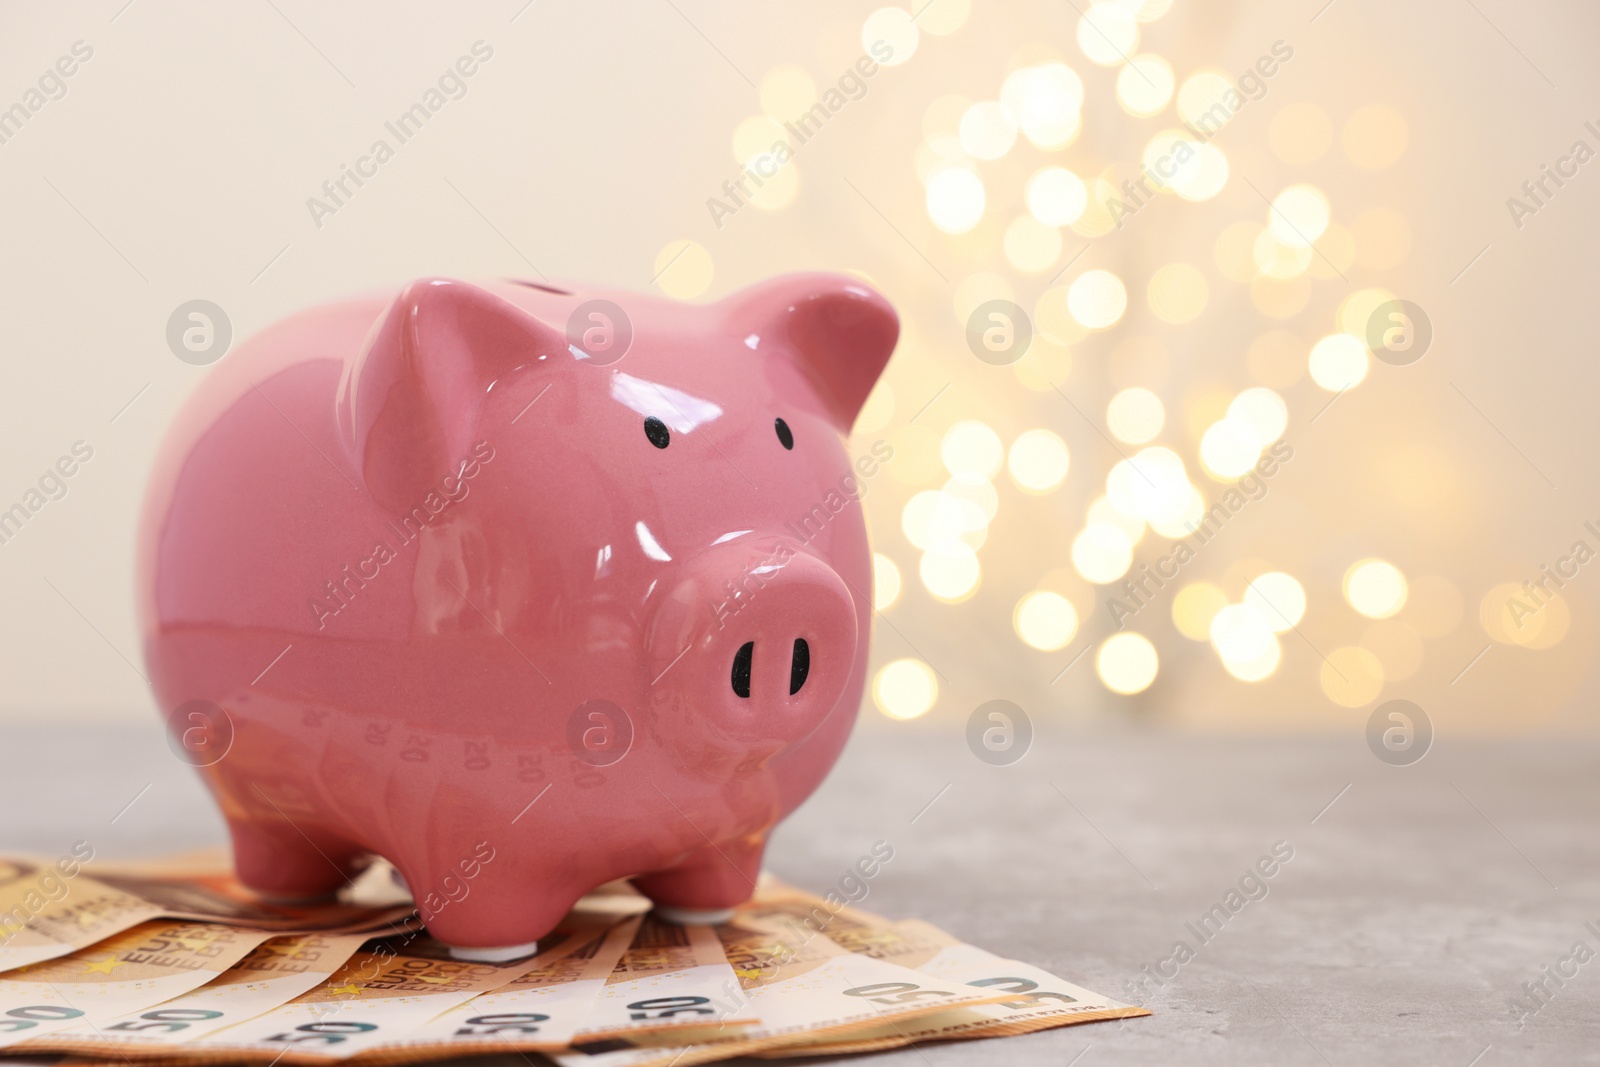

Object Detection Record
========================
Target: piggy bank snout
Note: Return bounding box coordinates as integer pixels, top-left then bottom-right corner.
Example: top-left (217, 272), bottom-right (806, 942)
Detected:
top-left (712, 550), bottom-right (855, 705)
top-left (648, 544), bottom-right (858, 741)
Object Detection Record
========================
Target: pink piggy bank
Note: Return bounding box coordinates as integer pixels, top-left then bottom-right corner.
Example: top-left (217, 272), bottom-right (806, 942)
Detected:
top-left (139, 273), bottom-right (897, 958)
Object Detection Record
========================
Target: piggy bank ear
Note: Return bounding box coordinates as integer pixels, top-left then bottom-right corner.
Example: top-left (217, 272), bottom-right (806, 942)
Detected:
top-left (339, 278), bottom-right (567, 513)
top-left (723, 273), bottom-right (898, 432)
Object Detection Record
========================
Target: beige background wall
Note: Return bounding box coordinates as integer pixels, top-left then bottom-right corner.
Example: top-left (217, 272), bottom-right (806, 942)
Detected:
top-left (2, 1), bottom-right (1597, 736)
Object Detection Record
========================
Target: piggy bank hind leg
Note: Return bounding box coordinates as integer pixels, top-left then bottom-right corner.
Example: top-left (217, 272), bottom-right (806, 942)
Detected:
top-left (633, 835), bottom-right (766, 925)
top-left (402, 866), bottom-right (578, 963)
top-left (227, 817), bottom-right (362, 903)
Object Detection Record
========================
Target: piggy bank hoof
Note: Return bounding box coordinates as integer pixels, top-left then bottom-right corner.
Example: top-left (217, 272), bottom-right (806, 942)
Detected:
top-left (446, 940), bottom-right (540, 963)
top-left (653, 905), bottom-right (735, 925)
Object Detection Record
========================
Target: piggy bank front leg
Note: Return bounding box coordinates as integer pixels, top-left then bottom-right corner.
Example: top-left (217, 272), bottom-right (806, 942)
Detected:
top-left (404, 863), bottom-right (579, 963)
top-left (632, 834), bottom-right (767, 925)
top-left (227, 817), bottom-right (361, 903)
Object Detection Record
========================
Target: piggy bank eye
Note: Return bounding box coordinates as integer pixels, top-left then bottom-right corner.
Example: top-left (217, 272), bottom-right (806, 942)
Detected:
top-left (774, 418), bottom-right (794, 450)
top-left (644, 417), bottom-right (670, 449)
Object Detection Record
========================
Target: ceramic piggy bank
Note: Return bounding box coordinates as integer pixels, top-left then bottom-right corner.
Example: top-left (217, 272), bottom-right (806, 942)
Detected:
top-left (139, 274), bottom-right (897, 958)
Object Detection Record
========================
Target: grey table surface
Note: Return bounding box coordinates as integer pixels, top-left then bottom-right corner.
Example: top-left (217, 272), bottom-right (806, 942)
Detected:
top-left (3, 721), bottom-right (1597, 1066)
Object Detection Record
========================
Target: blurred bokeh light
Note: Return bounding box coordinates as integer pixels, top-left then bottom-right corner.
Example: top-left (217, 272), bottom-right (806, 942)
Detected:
top-left (675, 0), bottom-right (1591, 736)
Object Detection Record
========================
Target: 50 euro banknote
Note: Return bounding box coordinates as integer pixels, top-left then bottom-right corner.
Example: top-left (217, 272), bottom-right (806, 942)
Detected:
top-left (0, 920), bottom-right (276, 1048)
top-left (741, 881), bottom-right (1147, 1056)
top-left (0, 851), bottom-right (417, 976)
top-left (5, 899), bottom-right (653, 1064)
top-left (0, 861), bottom-right (1144, 1067)
top-left (344, 911), bottom-right (640, 1063)
top-left (553, 903), bottom-right (1028, 1067)
top-left (181, 927), bottom-right (580, 1062)
top-left (11, 931), bottom-right (373, 1056)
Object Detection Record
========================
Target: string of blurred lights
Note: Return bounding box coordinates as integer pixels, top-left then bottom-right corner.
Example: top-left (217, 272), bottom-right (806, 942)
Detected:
top-left (645, 0), bottom-right (1559, 723)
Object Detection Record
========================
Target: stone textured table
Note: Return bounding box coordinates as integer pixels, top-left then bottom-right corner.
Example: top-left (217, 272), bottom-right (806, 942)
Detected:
top-left (5, 721), bottom-right (1596, 1065)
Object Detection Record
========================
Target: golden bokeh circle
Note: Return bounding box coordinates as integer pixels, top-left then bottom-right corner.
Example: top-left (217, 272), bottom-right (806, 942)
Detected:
top-left (1342, 103), bottom-right (1408, 169)
top-left (1268, 101), bottom-right (1333, 164)
top-left (1320, 647), bottom-right (1385, 708)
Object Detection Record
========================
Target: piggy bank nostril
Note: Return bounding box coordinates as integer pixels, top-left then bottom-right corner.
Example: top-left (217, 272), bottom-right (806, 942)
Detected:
top-left (789, 638), bottom-right (810, 695)
top-left (731, 641), bottom-right (754, 698)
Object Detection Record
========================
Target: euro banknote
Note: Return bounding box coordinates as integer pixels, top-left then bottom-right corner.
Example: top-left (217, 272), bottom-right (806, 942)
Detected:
top-left (0, 854), bottom-right (1144, 1066)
